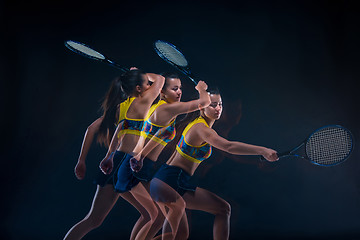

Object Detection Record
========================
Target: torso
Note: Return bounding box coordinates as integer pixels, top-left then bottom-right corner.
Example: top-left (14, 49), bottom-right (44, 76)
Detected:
top-left (142, 100), bottom-right (176, 161)
top-left (117, 97), bottom-right (149, 154)
top-left (167, 116), bottom-right (212, 176)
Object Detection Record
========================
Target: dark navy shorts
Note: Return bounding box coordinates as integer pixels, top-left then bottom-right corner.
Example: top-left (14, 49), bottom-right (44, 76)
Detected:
top-left (150, 164), bottom-right (196, 202)
top-left (114, 154), bottom-right (157, 193)
top-left (93, 151), bottom-right (127, 187)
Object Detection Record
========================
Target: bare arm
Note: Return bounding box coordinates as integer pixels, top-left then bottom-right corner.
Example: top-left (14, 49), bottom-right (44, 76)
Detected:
top-left (133, 130), bottom-right (165, 162)
top-left (78, 117), bottom-right (102, 162)
top-left (99, 121), bottom-right (124, 174)
top-left (198, 124), bottom-right (278, 162)
top-left (105, 121), bottom-right (124, 158)
top-left (157, 81), bottom-right (211, 122)
top-left (141, 73), bottom-right (165, 103)
top-left (74, 117), bottom-right (102, 180)
top-left (130, 137), bottom-right (162, 172)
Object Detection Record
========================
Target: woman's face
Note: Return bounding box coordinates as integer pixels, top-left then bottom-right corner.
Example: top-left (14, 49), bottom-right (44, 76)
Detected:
top-left (161, 78), bottom-right (182, 103)
top-left (203, 94), bottom-right (222, 120)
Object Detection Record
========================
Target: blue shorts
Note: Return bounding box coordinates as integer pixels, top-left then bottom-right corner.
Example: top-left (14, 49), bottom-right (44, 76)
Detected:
top-left (114, 154), bottom-right (157, 193)
top-left (150, 164), bottom-right (196, 202)
top-left (93, 151), bottom-right (127, 187)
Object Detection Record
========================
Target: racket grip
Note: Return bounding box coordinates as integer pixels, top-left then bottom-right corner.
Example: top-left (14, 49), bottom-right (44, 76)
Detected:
top-left (188, 76), bottom-right (198, 85)
top-left (107, 60), bottom-right (129, 73)
top-left (259, 151), bottom-right (290, 161)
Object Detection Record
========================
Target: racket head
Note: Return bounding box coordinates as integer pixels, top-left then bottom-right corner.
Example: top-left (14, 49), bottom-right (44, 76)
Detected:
top-left (65, 40), bottom-right (106, 61)
top-left (154, 40), bottom-right (189, 68)
top-left (305, 125), bottom-right (354, 166)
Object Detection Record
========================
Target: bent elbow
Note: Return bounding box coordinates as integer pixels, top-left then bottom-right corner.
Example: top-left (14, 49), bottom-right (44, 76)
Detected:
top-left (199, 98), bottom-right (211, 109)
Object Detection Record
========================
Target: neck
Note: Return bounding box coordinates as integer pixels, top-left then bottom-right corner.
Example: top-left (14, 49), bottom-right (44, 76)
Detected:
top-left (200, 114), bottom-right (215, 128)
top-left (160, 97), bottom-right (170, 104)
top-left (130, 92), bottom-right (140, 98)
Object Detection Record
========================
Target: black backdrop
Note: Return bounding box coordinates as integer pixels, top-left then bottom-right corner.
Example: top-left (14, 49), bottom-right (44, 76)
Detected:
top-left (2, 0), bottom-right (360, 239)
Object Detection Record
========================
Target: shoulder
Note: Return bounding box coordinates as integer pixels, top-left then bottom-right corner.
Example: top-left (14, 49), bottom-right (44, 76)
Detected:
top-left (192, 122), bottom-right (217, 138)
top-left (187, 120), bottom-right (211, 134)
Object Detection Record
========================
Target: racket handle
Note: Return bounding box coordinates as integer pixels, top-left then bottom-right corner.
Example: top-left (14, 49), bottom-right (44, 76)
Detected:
top-left (106, 60), bottom-right (129, 73)
top-left (259, 151), bottom-right (290, 161)
top-left (187, 76), bottom-right (198, 85)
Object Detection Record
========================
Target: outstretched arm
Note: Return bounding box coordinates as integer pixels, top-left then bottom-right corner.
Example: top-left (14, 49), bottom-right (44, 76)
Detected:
top-left (75, 117), bottom-right (102, 180)
top-left (198, 124), bottom-right (278, 162)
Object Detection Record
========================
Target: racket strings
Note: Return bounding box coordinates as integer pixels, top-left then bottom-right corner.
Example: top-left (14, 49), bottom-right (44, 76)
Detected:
top-left (155, 42), bottom-right (188, 67)
top-left (66, 41), bottom-right (105, 60)
top-left (306, 127), bottom-right (352, 166)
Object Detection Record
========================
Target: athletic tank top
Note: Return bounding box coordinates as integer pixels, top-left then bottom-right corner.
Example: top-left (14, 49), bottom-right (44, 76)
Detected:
top-left (117, 97), bottom-right (145, 138)
top-left (142, 100), bottom-right (176, 146)
top-left (176, 116), bottom-right (212, 163)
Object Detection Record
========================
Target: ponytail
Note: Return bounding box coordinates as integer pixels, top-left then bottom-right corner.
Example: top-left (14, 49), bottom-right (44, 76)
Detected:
top-left (97, 77), bottom-right (126, 146)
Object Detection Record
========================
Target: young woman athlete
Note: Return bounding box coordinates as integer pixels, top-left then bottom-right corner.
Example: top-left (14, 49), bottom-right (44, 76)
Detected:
top-left (149, 89), bottom-right (278, 240)
top-left (64, 68), bottom-right (165, 240)
top-left (100, 73), bottom-right (210, 239)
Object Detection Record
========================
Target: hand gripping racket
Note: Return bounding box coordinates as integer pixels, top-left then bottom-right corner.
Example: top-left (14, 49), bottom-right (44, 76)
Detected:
top-left (154, 40), bottom-right (198, 85)
top-left (64, 40), bottom-right (129, 73)
top-left (261, 125), bottom-right (354, 167)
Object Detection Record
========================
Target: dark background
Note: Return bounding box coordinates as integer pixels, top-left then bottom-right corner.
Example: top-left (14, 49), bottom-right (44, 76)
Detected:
top-left (2, 0), bottom-right (360, 239)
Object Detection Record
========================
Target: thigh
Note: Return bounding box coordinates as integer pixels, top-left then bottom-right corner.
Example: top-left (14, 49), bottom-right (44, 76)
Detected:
top-left (130, 182), bottom-right (158, 212)
top-left (182, 187), bottom-right (229, 215)
top-left (89, 185), bottom-right (120, 217)
top-left (150, 178), bottom-right (183, 203)
top-left (120, 186), bottom-right (155, 215)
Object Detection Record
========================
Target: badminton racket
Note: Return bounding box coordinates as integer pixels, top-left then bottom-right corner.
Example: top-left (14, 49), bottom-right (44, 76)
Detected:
top-left (154, 40), bottom-right (198, 85)
top-left (261, 125), bottom-right (354, 167)
top-left (65, 40), bottom-right (129, 72)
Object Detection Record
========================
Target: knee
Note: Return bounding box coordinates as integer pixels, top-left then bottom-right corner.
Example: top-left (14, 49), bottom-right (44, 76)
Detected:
top-left (148, 206), bottom-right (159, 222)
top-left (84, 215), bottom-right (105, 229)
top-left (172, 199), bottom-right (186, 216)
top-left (175, 197), bottom-right (186, 211)
top-left (138, 211), bottom-right (151, 223)
top-left (139, 206), bottom-right (158, 223)
top-left (218, 201), bottom-right (231, 217)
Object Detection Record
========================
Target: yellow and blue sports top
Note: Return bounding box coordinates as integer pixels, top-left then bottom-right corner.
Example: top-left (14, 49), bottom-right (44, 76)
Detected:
top-left (176, 116), bottom-right (212, 163)
top-left (117, 97), bottom-right (145, 138)
top-left (142, 100), bottom-right (176, 146)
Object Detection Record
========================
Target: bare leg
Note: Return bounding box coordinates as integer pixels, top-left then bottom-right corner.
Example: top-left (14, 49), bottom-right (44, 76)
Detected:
top-left (149, 179), bottom-right (187, 240)
top-left (174, 211), bottom-right (189, 240)
top-left (63, 184), bottom-right (120, 240)
top-left (183, 187), bottom-right (231, 240)
top-left (119, 190), bottom-right (152, 240)
top-left (145, 203), bottom-right (165, 240)
top-left (137, 182), bottom-right (165, 240)
top-left (130, 182), bottom-right (160, 240)
top-left (152, 212), bottom-right (188, 240)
